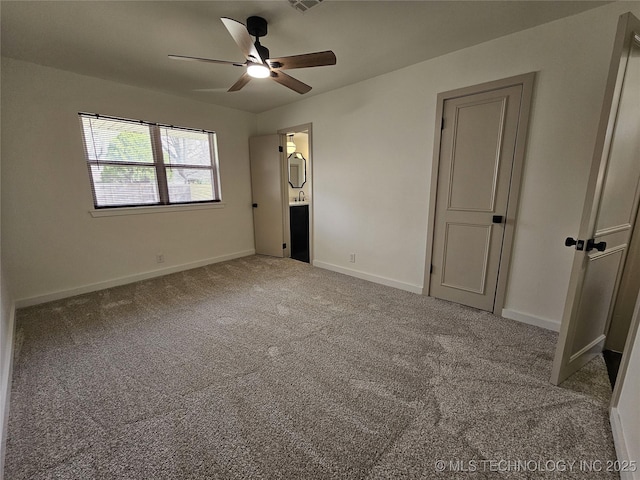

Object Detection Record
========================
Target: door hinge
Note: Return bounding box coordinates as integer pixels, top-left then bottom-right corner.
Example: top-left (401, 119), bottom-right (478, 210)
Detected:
top-left (441, 117), bottom-right (445, 130)
top-left (278, 146), bottom-right (284, 153)
top-left (283, 243), bottom-right (287, 249)
top-left (430, 264), bottom-right (433, 274)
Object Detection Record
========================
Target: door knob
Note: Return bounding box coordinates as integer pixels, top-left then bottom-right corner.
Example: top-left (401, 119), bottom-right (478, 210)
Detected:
top-left (565, 237), bottom-right (604, 251)
top-left (586, 239), bottom-right (607, 252)
top-left (565, 237), bottom-right (586, 250)
top-left (252, 203), bottom-right (258, 208)
top-left (492, 215), bottom-right (504, 224)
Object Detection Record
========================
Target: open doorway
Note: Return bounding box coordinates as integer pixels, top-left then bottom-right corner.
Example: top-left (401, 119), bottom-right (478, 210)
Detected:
top-left (279, 124), bottom-right (313, 264)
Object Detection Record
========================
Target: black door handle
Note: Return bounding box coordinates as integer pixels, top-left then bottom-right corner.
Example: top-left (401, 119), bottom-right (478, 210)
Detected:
top-left (586, 239), bottom-right (607, 252)
top-left (492, 215), bottom-right (503, 224)
top-left (565, 237), bottom-right (586, 250)
top-left (252, 203), bottom-right (258, 208)
top-left (566, 237), bottom-right (604, 252)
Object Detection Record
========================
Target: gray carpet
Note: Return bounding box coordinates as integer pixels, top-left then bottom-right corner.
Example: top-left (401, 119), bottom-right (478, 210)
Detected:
top-left (5, 255), bottom-right (618, 479)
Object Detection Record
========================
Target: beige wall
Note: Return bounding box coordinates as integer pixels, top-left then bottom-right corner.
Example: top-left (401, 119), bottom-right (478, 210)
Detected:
top-left (1, 57), bottom-right (257, 304)
top-left (256, 2), bottom-right (640, 328)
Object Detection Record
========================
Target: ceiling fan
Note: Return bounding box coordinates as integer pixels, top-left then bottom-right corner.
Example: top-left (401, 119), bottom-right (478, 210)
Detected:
top-left (169, 16), bottom-right (336, 94)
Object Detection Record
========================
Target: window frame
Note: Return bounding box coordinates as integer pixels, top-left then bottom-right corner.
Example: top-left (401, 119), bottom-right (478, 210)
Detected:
top-left (79, 113), bottom-right (222, 209)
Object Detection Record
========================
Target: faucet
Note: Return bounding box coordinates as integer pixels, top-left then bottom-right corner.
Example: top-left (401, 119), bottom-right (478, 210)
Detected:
top-left (298, 191), bottom-right (305, 202)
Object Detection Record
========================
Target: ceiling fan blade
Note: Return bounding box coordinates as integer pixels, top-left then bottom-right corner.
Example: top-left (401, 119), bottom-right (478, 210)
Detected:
top-left (221, 17), bottom-right (262, 64)
top-left (271, 71), bottom-right (312, 94)
top-left (228, 72), bottom-right (251, 92)
top-left (267, 51), bottom-right (336, 70)
top-left (168, 54), bottom-right (245, 67)
top-left (193, 88), bottom-right (230, 93)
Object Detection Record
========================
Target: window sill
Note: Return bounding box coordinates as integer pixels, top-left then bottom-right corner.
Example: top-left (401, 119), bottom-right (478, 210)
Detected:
top-left (89, 202), bottom-right (226, 217)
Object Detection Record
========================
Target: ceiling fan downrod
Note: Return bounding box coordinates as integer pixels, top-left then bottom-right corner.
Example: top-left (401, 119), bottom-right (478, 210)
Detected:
top-left (247, 16), bottom-right (269, 63)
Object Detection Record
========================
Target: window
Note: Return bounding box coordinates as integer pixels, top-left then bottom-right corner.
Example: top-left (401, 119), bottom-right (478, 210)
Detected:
top-left (79, 113), bottom-right (221, 208)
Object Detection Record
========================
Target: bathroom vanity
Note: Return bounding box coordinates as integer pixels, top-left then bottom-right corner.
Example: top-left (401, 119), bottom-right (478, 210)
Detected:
top-left (289, 203), bottom-right (309, 263)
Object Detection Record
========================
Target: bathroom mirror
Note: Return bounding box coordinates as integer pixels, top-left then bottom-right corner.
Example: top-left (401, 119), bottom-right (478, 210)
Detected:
top-left (288, 152), bottom-right (306, 188)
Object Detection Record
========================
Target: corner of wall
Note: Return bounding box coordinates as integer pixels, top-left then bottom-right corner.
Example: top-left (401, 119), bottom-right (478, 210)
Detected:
top-left (501, 308), bottom-right (561, 332)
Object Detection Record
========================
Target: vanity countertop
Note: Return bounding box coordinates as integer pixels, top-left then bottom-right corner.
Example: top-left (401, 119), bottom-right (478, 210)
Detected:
top-left (289, 201), bottom-right (309, 206)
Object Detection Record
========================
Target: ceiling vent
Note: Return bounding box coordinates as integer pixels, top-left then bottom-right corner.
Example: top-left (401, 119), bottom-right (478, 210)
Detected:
top-left (288, 0), bottom-right (324, 14)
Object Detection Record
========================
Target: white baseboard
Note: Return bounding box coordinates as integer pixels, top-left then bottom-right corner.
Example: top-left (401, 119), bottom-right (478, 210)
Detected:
top-left (312, 261), bottom-right (423, 294)
top-left (15, 249), bottom-right (255, 308)
top-left (501, 308), bottom-right (561, 332)
top-left (0, 301), bottom-right (16, 480)
top-left (610, 407), bottom-right (638, 480)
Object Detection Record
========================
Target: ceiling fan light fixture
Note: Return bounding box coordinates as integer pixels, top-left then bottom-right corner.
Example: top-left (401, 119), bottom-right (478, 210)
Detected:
top-left (247, 64), bottom-right (270, 78)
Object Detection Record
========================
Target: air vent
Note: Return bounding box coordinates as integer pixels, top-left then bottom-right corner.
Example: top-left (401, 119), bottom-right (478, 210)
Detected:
top-left (288, 0), bottom-right (324, 13)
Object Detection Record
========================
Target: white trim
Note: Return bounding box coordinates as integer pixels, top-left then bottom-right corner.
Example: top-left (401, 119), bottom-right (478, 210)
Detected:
top-left (15, 249), bottom-right (255, 308)
top-left (0, 301), bottom-right (16, 480)
top-left (569, 334), bottom-right (606, 363)
top-left (312, 260), bottom-right (423, 294)
top-left (501, 308), bottom-right (561, 332)
top-left (610, 407), bottom-right (638, 480)
top-left (90, 202), bottom-right (226, 217)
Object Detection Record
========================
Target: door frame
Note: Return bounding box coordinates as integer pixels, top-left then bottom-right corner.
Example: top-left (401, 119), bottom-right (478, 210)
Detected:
top-left (423, 72), bottom-right (536, 314)
top-left (610, 288), bottom-right (640, 424)
top-left (277, 123), bottom-right (314, 263)
top-left (609, 289), bottom-right (640, 469)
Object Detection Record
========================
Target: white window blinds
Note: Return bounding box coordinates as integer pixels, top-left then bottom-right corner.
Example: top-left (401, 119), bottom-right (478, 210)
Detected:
top-left (79, 113), bottom-right (221, 208)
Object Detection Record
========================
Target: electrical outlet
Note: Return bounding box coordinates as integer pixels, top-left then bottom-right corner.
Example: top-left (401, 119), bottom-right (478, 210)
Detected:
top-left (349, 253), bottom-right (356, 263)
top-left (156, 254), bottom-right (165, 264)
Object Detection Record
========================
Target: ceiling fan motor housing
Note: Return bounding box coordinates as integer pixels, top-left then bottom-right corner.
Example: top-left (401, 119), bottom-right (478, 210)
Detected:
top-left (256, 44), bottom-right (270, 63)
top-left (247, 16), bottom-right (267, 38)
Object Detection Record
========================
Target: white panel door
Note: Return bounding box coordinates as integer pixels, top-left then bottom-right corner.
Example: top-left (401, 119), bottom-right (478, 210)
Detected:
top-left (249, 134), bottom-right (285, 258)
top-left (551, 14), bottom-right (640, 384)
top-left (430, 85), bottom-right (523, 312)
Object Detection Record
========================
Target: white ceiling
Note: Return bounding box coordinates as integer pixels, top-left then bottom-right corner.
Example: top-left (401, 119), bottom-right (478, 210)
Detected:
top-left (1, 1), bottom-right (609, 113)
